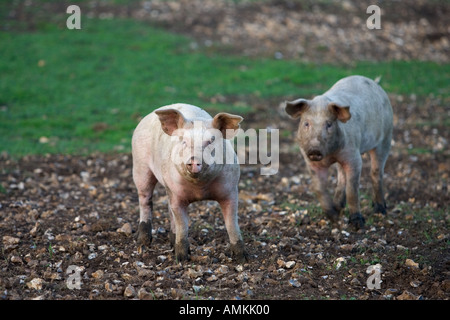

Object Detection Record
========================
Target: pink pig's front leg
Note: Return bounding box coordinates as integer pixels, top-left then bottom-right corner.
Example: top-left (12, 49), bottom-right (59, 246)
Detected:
top-left (167, 195), bottom-right (190, 262)
top-left (218, 196), bottom-right (248, 263)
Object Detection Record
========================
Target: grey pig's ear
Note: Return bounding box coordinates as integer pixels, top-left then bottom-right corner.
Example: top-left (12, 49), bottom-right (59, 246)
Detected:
top-left (212, 113), bottom-right (243, 139)
top-left (155, 109), bottom-right (187, 136)
top-left (328, 103), bottom-right (351, 123)
top-left (284, 99), bottom-right (309, 119)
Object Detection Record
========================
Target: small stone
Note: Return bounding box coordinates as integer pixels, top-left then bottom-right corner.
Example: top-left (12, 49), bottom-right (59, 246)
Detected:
top-left (124, 284), bottom-right (136, 298)
top-left (27, 278), bottom-right (44, 290)
top-left (289, 279), bottom-right (301, 288)
top-left (242, 289), bottom-right (254, 297)
top-left (105, 282), bottom-right (116, 292)
top-left (235, 265), bottom-right (244, 272)
top-left (397, 290), bottom-right (420, 300)
top-left (441, 279), bottom-right (450, 292)
top-left (187, 268), bottom-right (203, 279)
top-left (341, 230), bottom-right (350, 237)
top-left (152, 288), bottom-right (166, 299)
top-left (30, 222), bottom-right (41, 236)
top-left (11, 256), bottom-right (23, 264)
top-left (405, 258), bottom-right (419, 269)
top-left (206, 275), bottom-right (218, 282)
top-left (91, 270), bottom-right (104, 279)
top-left (121, 273), bottom-right (133, 281)
top-left (216, 265), bottom-right (229, 275)
top-left (383, 288), bottom-right (398, 299)
top-left (117, 223), bottom-right (132, 236)
top-left (285, 261), bottom-right (296, 269)
top-left (157, 255), bottom-right (167, 263)
top-left (89, 289), bottom-right (100, 299)
top-left (277, 259), bottom-right (286, 268)
top-left (318, 219), bottom-right (328, 227)
top-left (192, 285), bottom-right (204, 294)
top-left (350, 277), bottom-right (361, 286)
top-left (171, 288), bottom-right (189, 299)
top-left (3, 236), bottom-right (20, 251)
top-left (138, 288), bottom-right (153, 300)
top-left (340, 244), bottom-right (354, 251)
top-left (410, 280), bottom-right (422, 288)
top-left (335, 257), bottom-right (346, 270)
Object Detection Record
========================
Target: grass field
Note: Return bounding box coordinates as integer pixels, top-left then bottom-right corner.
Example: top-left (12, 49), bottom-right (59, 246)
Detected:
top-left (1, 17), bottom-right (449, 156)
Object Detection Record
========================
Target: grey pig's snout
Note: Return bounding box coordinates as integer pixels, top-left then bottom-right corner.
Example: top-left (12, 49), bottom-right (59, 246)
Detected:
top-left (307, 149), bottom-right (323, 162)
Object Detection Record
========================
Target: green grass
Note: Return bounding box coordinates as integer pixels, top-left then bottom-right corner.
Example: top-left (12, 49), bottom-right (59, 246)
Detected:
top-left (1, 18), bottom-right (449, 156)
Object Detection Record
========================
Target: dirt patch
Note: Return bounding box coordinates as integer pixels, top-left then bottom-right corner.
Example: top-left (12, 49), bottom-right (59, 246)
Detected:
top-left (2, 0), bottom-right (449, 63)
top-left (134, 0), bottom-right (449, 63)
top-left (1, 94), bottom-right (448, 300)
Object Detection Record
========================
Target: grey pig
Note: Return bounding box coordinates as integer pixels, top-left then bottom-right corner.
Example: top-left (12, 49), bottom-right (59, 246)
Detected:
top-left (284, 75), bottom-right (393, 228)
top-left (132, 103), bottom-right (247, 262)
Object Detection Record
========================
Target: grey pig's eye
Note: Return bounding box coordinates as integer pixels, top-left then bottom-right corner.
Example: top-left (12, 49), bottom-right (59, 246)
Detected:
top-left (326, 121), bottom-right (332, 129)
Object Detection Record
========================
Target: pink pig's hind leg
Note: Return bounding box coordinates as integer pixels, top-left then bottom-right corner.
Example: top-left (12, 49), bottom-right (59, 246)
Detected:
top-left (133, 166), bottom-right (158, 251)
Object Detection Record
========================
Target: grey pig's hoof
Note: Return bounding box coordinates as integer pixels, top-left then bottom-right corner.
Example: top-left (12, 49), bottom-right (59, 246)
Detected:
top-left (349, 213), bottom-right (365, 230)
top-left (136, 221), bottom-right (152, 247)
top-left (372, 201), bottom-right (387, 215)
top-left (325, 206), bottom-right (340, 223)
top-left (230, 240), bottom-right (248, 263)
top-left (175, 238), bottom-right (191, 262)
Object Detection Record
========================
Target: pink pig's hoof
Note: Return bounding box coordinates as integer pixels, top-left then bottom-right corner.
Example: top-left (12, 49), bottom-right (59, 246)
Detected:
top-left (137, 221), bottom-right (152, 248)
top-left (349, 213), bottom-right (365, 230)
top-left (325, 207), bottom-right (340, 223)
top-left (230, 240), bottom-right (248, 263)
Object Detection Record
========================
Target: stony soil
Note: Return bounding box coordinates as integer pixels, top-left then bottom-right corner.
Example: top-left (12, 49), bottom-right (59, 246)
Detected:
top-left (1, 93), bottom-right (449, 300)
top-left (4, 0), bottom-right (449, 63)
top-left (1, 0), bottom-right (449, 301)
top-left (91, 0), bottom-right (449, 63)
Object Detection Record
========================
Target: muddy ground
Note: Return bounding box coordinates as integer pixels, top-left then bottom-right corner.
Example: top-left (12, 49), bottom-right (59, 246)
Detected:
top-left (1, 0), bottom-right (449, 301)
top-left (1, 94), bottom-right (449, 300)
top-left (3, 0), bottom-right (449, 63)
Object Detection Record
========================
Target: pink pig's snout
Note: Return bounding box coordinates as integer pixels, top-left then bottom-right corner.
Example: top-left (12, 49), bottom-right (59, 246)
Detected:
top-left (186, 156), bottom-right (203, 174)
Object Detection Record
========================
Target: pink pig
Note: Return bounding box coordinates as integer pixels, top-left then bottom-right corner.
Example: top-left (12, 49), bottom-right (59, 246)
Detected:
top-left (132, 103), bottom-right (247, 262)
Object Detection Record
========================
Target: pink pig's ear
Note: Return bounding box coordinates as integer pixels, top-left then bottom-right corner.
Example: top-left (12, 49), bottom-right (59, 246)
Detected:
top-left (212, 113), bottom-right (243, 139)
top-left (155, 109), bottom-right (186, 136)
top-left (328, 103), bottom-right (351, 123)
top-left (284, 99), bottom-right (309, 119)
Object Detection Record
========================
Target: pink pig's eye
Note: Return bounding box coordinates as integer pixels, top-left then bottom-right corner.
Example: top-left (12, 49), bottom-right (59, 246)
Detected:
top-left (304, 121), bottom-right (310, 128)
